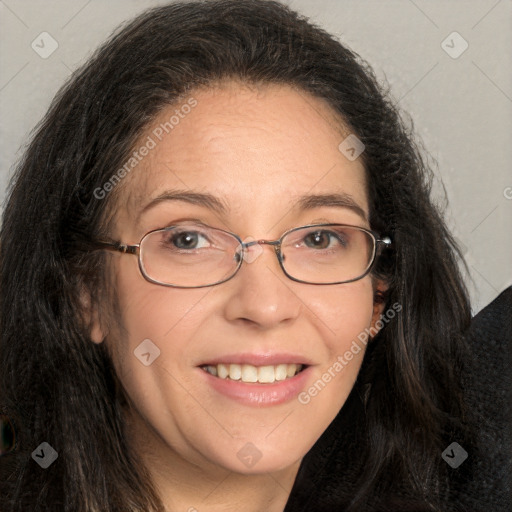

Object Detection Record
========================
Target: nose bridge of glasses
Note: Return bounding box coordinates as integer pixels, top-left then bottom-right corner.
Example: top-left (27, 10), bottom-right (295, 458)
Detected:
top-left (242, 238), bottom-right (281, 256)
top-left (238, 239), bottom-right (283, 265)
top-left (243, 239), bottom-right (280, 249)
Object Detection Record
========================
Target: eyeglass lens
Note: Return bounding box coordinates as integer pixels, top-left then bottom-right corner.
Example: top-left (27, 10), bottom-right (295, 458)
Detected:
top-left (139, 223), bottom-right (375, 287)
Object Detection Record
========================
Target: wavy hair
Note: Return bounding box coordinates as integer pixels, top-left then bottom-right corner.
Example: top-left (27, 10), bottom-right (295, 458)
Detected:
top-left (0, 1), bottom-right (472, 510)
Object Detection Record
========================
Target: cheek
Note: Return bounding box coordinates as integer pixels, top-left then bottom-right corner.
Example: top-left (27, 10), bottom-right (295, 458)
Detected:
top-left (105, 258), bottom-right (209, 378)
top-left (296, 279), bottom-right (374, 416)
top-left (306, 278), bottom-right (375, 353)
top-left (112, 254), bottom-right (202, 329)
top-left (106, 267), bottom-right (211, 450)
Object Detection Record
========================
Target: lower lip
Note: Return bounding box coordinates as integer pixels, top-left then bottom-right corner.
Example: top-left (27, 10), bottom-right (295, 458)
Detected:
top-left (197, 366), bottom-right (313, 406)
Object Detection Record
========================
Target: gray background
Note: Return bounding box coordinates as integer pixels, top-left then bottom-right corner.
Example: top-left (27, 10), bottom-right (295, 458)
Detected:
top-left (1, 0), bottom-right (511, 313)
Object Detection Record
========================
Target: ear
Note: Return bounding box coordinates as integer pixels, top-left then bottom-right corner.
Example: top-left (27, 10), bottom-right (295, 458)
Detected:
top-left (369, 280), bottom-right (389, 335)
top-left (79, 284), bottom-right (108, 344)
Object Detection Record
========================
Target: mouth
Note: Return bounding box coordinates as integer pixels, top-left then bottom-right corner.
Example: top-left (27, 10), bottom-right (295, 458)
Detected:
top-left (199, 363), bottom-right (307, 384)
top-left (196, 352), bottom-right (314, 405)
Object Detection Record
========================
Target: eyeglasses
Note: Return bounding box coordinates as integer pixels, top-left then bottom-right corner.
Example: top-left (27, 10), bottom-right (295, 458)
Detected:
top-left (91, 222), bottom-right (391, 288)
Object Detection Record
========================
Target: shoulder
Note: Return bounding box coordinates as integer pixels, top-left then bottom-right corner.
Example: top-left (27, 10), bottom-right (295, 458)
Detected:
top-left (454, 286), bottom-right (512, 511)
top-left (462, 285), bottom-right (511, 424)
top-left (285, 287), bottom-right (512, 511)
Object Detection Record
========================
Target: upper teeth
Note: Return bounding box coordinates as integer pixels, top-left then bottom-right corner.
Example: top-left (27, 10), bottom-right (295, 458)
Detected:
top-left (201, 363), bottom-right (303, 383)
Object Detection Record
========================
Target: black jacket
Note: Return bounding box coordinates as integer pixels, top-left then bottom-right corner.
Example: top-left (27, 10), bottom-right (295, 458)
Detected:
top-left (284, 287), bottom-right (512, 511)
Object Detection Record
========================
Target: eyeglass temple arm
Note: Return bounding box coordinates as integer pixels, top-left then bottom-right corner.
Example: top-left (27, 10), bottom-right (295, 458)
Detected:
top-left (90, 240), bottom-right (139, 255)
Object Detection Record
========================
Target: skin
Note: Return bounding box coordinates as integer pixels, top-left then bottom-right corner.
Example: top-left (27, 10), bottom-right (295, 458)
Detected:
top-left (89, 81), bottom-right (387, 512)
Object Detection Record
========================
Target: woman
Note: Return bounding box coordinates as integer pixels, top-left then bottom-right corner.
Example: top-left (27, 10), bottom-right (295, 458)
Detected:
top-left (1, 1), bottom-right (508, 511)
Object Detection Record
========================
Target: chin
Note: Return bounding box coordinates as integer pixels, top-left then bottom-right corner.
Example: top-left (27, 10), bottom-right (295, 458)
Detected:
top-left (205, 440), bottom-right (305, 475)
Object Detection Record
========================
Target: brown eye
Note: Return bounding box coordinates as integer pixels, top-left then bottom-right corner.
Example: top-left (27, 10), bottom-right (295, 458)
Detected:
top-left (172, 231), bottom-right (202, 249)
top-left (303, 230), bottom-right (347, 250)
top-left (159, 227), bottom-right (212, 251)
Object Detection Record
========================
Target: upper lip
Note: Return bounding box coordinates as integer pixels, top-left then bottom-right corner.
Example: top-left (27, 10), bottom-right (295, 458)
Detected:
top-left (197, 352), bottom-right (314, 367)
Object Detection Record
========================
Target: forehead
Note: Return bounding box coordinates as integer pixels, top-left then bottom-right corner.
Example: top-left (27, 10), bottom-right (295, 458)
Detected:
top-left (118, 81), bottom-right (368, 232)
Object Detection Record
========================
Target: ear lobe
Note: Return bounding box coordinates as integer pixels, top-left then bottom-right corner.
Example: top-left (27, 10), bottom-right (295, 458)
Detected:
top-left (90, 310), bottom-right (107, 345)
top-left (370, 281), bottom-right (389, 336)
top-left (79, 285), bottom-right (108, 344)
top-left (370, 300), bottom-right (385, 333)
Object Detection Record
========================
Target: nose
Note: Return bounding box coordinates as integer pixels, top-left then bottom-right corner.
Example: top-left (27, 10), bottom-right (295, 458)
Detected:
top-left (223, 240), bottom-right (301, 329)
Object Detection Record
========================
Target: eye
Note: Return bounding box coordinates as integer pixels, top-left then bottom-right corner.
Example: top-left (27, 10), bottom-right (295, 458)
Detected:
top-left (164, 229), bottom-right (211, 250)
top-left (303, 229), bottom-right (347, 250)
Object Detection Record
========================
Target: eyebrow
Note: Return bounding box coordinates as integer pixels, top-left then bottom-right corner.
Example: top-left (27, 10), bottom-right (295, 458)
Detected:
top-left (138, 189), bottom-right (368, 222)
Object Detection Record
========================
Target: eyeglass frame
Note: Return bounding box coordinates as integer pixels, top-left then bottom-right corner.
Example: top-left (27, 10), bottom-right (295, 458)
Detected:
top-left (90, 222), bottom-right (391, 288)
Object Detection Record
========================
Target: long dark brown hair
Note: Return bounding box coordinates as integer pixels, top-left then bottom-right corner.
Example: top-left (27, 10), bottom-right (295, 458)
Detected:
top-left (0, 1), bottom-right (472, 510)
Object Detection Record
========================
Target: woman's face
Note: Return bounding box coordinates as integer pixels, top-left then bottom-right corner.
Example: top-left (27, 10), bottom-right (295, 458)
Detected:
top-left (92, 82), bottom-right (385, 476)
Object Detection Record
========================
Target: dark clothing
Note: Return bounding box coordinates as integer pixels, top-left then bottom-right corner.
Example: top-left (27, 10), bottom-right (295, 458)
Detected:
top-left (284, 287), bottom-right (512, 511)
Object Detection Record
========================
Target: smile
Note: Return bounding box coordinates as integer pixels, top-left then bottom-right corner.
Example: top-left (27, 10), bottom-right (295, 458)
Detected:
top-left (200, 363), bottom-right (305, 383)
